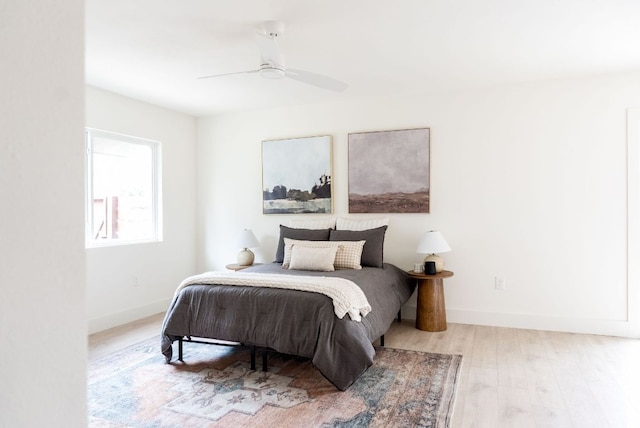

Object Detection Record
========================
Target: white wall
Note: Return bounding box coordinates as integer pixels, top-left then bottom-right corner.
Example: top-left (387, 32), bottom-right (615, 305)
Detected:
top-left (0, 1), bottom-right (87, 427)
top-left (197, 72), bottom-right (640, 338)
top-left (86, 87), bottom-right (197, 333)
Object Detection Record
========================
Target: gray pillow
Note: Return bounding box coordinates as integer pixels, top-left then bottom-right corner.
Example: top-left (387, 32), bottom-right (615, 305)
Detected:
top-left (329, 225), bottom-right (387, 268)
top-left (275, 225), bottom-right (332, 263)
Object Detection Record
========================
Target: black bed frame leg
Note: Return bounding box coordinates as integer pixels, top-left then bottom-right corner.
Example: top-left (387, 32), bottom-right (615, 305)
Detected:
top-left (380, 335), bottom-right (385, 347)
top-left (178, 337), bottom-right (184, 361)
top-left (262, 348), bottom-right (268, 372)
top-left (397, 309), bottom-right (402, 323)
top-left (250, 345), bottom-right (256, 370)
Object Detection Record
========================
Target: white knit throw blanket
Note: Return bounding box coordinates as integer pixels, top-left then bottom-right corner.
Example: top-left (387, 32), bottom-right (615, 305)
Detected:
top-left (174, 271), bottom-right (372, 322)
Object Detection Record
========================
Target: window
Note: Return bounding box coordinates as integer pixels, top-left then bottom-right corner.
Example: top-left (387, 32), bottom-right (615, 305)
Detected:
top-left (85, 128), bottom-right (162, 247)
top-left (628, 108), bottom-right (640, 336)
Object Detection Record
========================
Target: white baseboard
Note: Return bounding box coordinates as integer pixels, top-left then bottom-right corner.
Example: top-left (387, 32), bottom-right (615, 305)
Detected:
top-left (401, 304), bottom-right (636, 338)
top-left (88, 299), bottom-right (171, 334)
top-left (89, 301), bottom-right (637, 338)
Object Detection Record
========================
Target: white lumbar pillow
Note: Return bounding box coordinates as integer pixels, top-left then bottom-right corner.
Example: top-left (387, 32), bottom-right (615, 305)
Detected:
top-left (288, 245), bottom-right (338, 271)
top-left (282, 238), bottom-right (365, 270)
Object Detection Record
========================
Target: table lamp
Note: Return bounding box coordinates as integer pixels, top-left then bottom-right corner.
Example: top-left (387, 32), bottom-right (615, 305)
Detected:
top-left (236, 229), bottom-right (259, 266)
top-left (416, 230), bottom-right (451, 273)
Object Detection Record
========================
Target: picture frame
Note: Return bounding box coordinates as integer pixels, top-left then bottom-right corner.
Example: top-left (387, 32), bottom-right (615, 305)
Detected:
top-left (262, 135), bottom-right (333, 215)
top-left (348, 128), bottom-right (430, 213)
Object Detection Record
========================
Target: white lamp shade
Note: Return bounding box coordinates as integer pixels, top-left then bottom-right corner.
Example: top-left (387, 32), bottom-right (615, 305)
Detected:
top-left (416, 231), bottom-right (451, 254)
top-left (236, 229), bottom-right (259, 249)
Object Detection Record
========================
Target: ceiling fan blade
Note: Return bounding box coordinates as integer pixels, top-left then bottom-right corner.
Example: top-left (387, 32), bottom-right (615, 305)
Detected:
top-left (285, 68), bottom-right (348, 92)
top-left (197, 69), bottom-right (260, 80)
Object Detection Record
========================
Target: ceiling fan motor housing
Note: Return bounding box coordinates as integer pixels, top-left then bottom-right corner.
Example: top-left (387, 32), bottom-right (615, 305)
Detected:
top-left (259, 65), bottom-right (286, 79)
top-left (262, 20), bottom-right (285, 38)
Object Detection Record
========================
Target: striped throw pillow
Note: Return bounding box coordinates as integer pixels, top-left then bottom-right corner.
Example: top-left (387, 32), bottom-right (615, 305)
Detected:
top-left (336, 217), bottom-right (389, 231)
top-left (288, 218), bottom-right (336, 230)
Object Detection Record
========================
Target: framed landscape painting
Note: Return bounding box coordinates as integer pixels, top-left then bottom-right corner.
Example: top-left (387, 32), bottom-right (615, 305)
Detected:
top-left (262, 135), bottom-right (333, 214)
top-left (348, 128), bottom-right (430, 213)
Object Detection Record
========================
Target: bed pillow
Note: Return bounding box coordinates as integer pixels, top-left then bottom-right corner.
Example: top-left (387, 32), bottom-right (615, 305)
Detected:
top-left (329, 225), bottom-right (387, 268)
top-left (336, 217), bottom-right (389, 231)
top-left (287, 218), bottom-right (336, 230)
top-left (282, 238), bottom-right (365, 270)
top-left (288, 245), bottom-right (338, 271)
top-left (275, 225), bottom-right (332, 263)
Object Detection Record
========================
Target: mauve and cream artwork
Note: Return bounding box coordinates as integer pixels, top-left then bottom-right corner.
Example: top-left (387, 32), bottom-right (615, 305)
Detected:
top-left (348, 128), bottom-right (430, 213)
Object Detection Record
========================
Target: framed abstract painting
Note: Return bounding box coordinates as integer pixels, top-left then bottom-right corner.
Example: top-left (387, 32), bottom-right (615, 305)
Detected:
top-left (348, 128), bottom-right (430, 213)
top-left (262, 135), bottom-right (333, 214)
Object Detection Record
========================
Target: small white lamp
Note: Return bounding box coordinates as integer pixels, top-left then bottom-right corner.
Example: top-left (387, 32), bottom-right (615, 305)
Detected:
top-left (417, 230), bottom-right (451, 273)
top-left (236, 229), bottom-right (259, 266)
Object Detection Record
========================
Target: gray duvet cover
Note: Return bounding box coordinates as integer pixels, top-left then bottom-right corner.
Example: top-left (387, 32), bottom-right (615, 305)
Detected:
top-left (161, 263), bottom-right (414, 390)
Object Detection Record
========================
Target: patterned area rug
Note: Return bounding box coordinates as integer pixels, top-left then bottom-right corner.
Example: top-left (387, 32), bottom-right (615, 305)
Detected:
top-left (88, 337), bottom-right (462, 427)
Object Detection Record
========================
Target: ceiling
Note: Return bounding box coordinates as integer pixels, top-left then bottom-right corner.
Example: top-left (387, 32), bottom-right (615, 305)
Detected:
top-left (86, 0), bottom-right (640, 117)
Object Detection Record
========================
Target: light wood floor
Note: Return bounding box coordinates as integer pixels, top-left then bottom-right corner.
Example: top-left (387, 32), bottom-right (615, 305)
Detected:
top-left (88, 314), bottom-right (640, 428)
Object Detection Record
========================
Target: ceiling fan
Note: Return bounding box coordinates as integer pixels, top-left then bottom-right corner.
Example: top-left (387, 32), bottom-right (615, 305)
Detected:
top-left (198, 21), bottom-right (348, 92)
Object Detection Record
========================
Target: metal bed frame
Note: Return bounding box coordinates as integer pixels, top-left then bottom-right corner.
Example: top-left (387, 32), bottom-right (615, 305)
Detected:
top-left (175, 310), bottom-right (401, 371)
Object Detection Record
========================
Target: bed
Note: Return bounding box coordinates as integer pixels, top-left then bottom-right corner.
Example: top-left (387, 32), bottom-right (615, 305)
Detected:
top-left (160, 222), bottom-right (415, 391)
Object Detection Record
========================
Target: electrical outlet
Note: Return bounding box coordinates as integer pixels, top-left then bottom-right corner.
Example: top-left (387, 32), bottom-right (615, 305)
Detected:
top-left (132, 275), bottom-right (140, 287)
top-left (495, 276), bottom-right (506, 290)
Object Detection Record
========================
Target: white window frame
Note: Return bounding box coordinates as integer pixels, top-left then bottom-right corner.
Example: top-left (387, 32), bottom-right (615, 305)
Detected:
top-left (85, 128), bottom-right (162, 248)
top-left (627, 108), bottom-right (640, 337)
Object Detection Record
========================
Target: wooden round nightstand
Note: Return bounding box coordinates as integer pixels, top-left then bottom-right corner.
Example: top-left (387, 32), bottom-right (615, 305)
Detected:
top-left (407, 270), bottom-right (454, 332)
top-left (225, 263), bottom-right (262, 271)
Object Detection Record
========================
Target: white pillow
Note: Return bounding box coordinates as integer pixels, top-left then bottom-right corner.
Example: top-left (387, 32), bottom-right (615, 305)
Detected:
top-left (288, 218), bottom-right (336, 230)
top-left (282, 238), bottom-right (365, 270)
top-left (336, 217), bottom-right (389, 231)
top-left (288, 245), bottom-right (338, 271)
